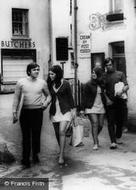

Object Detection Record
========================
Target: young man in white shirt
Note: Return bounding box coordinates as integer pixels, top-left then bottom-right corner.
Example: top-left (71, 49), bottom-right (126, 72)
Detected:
top-left (13, 62), bottom-right (51, 169)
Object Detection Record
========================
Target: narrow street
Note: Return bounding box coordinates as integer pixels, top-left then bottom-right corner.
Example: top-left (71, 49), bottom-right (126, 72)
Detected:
top-left (0, 94), bottom-right (136, 190)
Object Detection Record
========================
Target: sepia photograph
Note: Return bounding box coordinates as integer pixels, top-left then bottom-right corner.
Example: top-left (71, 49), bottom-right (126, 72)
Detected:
top-left (0, 0), bottom-right (136, 189)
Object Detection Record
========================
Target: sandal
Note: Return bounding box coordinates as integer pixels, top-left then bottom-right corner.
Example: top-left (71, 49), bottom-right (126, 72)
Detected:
top-left (59, 162), bottom-right (68, 167)
top-left (58, 158), bottom-right (68, 167)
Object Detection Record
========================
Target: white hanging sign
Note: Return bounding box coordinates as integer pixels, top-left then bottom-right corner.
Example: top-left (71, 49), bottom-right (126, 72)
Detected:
top-left (79, 34), bottom-right (91, 58)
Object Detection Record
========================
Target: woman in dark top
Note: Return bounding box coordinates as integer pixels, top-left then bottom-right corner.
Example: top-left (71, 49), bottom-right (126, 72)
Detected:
top-left (81, 67), bottom-right (106, 150)
top-left (47, 65), bottom-right (75, 165)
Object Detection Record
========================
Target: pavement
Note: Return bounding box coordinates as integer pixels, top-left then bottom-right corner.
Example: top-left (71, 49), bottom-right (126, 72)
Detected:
top-left (0, 94), bottom-right (136, 190)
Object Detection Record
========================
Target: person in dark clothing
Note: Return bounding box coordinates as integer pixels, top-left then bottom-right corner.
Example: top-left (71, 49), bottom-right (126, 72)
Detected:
top-left (47, 65), bottom-right (75, 165)
top-left (81, 67), bottom-right (106, 150)
top-left (104, 57), bottom-right (129, 149)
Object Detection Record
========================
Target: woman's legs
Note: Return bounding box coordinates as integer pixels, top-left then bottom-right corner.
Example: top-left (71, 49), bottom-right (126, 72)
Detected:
top-left (59, 121), bottom-right (69, 164)
top-left (88, 114), bottom-right (99, 147)
top-left (53, 122), bottom-right (60, 146)
top-left (98, 114), bottom-right (105, 135)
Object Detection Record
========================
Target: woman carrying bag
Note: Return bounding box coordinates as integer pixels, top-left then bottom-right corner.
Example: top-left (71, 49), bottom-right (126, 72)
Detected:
top-left (47, 65), bottom-right (75, 165)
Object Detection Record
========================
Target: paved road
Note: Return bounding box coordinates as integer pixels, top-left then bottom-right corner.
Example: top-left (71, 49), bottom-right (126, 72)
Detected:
top-left (0, 94), bottom-right (136, 190)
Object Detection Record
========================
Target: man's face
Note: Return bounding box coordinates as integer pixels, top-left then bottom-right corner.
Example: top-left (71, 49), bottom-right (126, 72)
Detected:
top-left (30, 66), bottom-right (40, 79)
top-left (106, 61), bottom-right (113, 72)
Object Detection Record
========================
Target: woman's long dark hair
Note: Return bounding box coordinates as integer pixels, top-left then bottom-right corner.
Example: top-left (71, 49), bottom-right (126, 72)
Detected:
top-left (93, 67), bottom-right (105, 88)
top-left (47, 65), bottom-right (63, 90)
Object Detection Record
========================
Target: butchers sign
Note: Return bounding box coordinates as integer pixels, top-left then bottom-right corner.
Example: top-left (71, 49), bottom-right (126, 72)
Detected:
top-left (79, 34), bottom-right (91, 58)
top-left (1, 40), bottom-right (35, 49)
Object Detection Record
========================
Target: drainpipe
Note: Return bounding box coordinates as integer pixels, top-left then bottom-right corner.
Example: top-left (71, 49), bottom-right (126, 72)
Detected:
top-left (48, 0), bottom-right (53, 69)
top-left (74, 0), bottom-right (78, 108)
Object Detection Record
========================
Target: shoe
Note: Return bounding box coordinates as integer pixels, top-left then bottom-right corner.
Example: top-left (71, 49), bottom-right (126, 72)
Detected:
top-left (21, 164), bottom-right (31, 169)
top-left (21, 160), bottom-right (31, 169)
top-left (75, 142), bottom-right (84, 147)
top-left (116, 139), bottom-right (123, 144)
top-left (33, 155), bottom-right (40, 164)
top-left (93, 144), bottom-right (98, 150)
top-left (58, 158), bottom-right (65, 165)
top-left (123, 128), bottom-right (128, 133)
top-left (110, 143), bottom-right (117, 149)
top-left (59, 161), bottom-right (64, 165)
top-left (58, 160), bottom-right (68, 167)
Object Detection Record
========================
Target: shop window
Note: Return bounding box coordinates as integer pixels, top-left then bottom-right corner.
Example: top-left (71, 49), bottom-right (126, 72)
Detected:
top-left (110, 41), bottom-right (126, 76)
top-left (12, 8), bottom-right (29, 37)
top-left (106, 0), bottom-right (124, 22)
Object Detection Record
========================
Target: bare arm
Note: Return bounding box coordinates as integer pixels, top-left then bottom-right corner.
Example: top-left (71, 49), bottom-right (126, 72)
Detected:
top-left (42, 81), bottom-right (51, 109)
top-left (12, 81), bottom-right (22, 123)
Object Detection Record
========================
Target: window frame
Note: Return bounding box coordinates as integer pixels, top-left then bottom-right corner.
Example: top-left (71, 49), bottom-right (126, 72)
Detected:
top-left (106, 0), bottom-right (124, 22)
top-left (12, 8), bottom-right (29, 38)
top-left (110, 41), bottom-right (127, 76)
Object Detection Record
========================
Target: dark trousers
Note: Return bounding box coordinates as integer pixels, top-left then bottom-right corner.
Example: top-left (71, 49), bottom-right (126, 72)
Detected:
top-left (106, 98), bottom-right (127, 143)
top-left (19, 108), bottom-right (43, 162)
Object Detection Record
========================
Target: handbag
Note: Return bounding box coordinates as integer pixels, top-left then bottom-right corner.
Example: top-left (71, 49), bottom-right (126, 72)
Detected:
top-left (75, 116), bottom-right (90, 137)
top-left (71, 116), bottom-right (84, 147)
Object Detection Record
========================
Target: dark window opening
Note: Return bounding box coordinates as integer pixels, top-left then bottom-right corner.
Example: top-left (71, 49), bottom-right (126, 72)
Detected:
top-left (106, 13), bottom-right (124, 22)
top-left (12, 8), bottom-right (29, 37)
top-left (91, 53), bottom-right (105, 71)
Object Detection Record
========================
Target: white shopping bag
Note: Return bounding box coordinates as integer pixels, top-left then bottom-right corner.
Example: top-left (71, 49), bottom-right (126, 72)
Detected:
top-left (75, 116), bottom-right (90, 137)
top-left (114, 82), bottom-right (127, 99)
top-left (72, 121), bottom-right (84, 147)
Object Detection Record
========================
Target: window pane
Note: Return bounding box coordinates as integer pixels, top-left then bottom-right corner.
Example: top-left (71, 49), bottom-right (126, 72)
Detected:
top-left (111, 41), bottom-right (126, 75)
top-left (13, 11), bottom-right (22, 22)
top-left (114, 57), bottom-right (126, 76)
top-left (112, 42), bottom-right (124, 54)
top-left (114, 0), bottom-right (123, 12)
top-left (22, 11), bottom-right (28, 23)
top-left (110, 0), bottom-right (123, 12)
top-left (12, 23), bottom-right (22, 35)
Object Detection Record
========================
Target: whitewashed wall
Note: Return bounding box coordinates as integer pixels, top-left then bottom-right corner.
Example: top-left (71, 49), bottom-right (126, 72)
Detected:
top-left (124, 0), bottom-right (136, 127)
top-left (51, 0), bottom-right (73, 78)
top-left (51, 0), bottom-right (136, 129)
top-left (0, 0), bottom-right (50, 79)
top-left (77, 0), bottom-right (136, 128)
